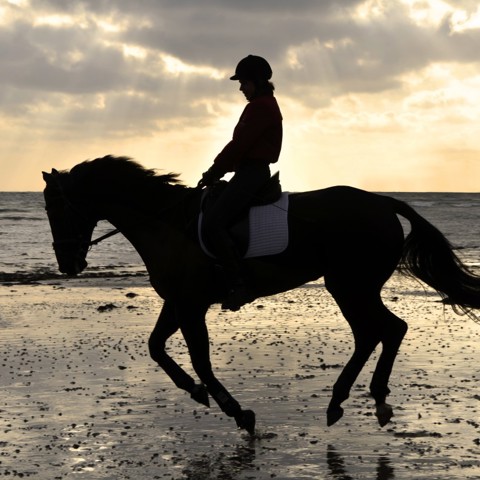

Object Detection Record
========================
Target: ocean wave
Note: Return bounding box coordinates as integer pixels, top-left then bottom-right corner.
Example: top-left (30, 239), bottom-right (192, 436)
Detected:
top-left (410, 201), bottom-right (435, 208)
top-left (451, 203), bottom-right (480, 208)
top-left (0, 207), bottom-right (35, 213)
top-left (0, 215), bottom-right (45, 221)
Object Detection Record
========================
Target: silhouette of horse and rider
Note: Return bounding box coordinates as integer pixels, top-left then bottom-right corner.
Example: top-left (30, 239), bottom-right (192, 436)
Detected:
top-left (42, 56), bottom-right (480, 435)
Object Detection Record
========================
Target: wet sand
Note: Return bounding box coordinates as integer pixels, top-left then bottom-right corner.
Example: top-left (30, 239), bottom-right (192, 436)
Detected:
top-left (1, 273), bottom-right (480, 479)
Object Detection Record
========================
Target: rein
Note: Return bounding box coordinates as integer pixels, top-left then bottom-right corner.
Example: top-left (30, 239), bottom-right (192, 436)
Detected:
top-left (90, 228), bottom-right (121, 247)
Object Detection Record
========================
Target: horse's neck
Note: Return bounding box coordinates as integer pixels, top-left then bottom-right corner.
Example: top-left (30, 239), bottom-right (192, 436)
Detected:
top-left (99, 184), bottom-right (197, 259)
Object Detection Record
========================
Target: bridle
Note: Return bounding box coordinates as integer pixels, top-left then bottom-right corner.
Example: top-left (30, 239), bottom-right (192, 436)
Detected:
top-left (44, 172), bottom-right (99, 274)
top-left (45, 170), bottom-right (124, 246)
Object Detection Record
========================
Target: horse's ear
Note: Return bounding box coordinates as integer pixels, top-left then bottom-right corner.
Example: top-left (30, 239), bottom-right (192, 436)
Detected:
top-left (43, 168), bottom-right (61, 183)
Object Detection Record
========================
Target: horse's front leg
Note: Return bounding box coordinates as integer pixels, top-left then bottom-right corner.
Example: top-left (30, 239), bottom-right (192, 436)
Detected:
top-left (176, 302), bottom-right (256, 435)
top-left (148, 301), bottom-right (209, 407)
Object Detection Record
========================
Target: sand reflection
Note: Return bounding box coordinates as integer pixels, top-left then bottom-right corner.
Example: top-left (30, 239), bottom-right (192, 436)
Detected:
top-left (327, 445), bottom-right (395, 480)
top-left (181, 440), bottom-right (256, 479)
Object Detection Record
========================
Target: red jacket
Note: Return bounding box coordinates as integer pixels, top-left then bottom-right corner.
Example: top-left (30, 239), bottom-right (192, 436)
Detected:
top-left (213, 95), bottom-right (283, 174)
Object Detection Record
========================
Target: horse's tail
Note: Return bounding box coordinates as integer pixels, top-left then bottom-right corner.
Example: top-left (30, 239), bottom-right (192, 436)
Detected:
top-left (391, 197), bottom-right (480, 316)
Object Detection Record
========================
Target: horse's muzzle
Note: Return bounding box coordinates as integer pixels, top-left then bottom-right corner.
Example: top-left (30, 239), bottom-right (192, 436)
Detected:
top-left (58, 258), bottom-right (88, 276)
top-left (53, 240), bottom-right (89, 276)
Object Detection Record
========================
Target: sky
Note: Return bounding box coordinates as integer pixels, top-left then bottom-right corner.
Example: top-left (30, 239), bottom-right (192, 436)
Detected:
top-left (1, 0), bottom-right (480, 192)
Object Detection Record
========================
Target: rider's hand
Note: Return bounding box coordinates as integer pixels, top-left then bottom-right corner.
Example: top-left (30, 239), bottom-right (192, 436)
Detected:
top-left (197, 166), bottom-right (221, 188)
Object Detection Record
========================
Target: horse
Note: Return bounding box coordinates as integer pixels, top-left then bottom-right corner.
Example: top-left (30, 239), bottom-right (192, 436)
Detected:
top-left (42, 155), bottom-right (480, 435)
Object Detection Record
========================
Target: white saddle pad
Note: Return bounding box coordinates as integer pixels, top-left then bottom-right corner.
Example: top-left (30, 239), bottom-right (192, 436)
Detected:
top-left (245, 192), bottom-right (289, 258)
top-left (199, 193), bottom-right (289, 259)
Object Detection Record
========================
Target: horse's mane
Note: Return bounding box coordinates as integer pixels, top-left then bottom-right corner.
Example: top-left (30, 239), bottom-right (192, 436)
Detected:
top-left (70, 155), bottom-right (181, 185)
top-left (69, 155), bottom-right (182, 192)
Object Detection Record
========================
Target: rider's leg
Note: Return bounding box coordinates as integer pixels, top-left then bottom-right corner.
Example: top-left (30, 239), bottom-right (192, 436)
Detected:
top-left (203, 161), bottom-right (270, 309)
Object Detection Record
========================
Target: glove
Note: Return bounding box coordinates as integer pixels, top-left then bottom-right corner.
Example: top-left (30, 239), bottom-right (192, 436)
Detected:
top-left (197, 165), bottom-right (222, 188)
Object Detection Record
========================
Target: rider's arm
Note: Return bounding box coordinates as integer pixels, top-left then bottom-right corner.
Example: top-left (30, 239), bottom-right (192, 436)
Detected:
top-left (213, 97), bottom-right (282, 175)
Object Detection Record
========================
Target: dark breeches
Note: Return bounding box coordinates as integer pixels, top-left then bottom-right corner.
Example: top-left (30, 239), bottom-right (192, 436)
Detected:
top-left (202, 161), bottom-right (270, 267)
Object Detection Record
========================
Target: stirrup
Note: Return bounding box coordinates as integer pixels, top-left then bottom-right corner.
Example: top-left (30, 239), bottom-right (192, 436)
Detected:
top-left (221, 281), bottom-right (254, 311)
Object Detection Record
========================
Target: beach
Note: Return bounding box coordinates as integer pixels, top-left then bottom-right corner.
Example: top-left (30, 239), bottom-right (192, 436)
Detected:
top-left (1, 273), bottom-right (480, 479)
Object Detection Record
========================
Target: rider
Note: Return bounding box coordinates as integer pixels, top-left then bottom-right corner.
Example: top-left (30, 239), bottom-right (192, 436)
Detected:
top-left (198, 55), bottom-right (283, 311)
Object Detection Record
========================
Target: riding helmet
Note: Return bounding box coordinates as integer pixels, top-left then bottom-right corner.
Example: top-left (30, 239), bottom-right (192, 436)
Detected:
top-left (230, 55), bottom-right (272, 81)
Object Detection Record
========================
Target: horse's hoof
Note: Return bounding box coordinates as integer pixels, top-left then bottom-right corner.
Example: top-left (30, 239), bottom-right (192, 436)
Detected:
top-left (375, 403), bottom-right (393, 427)
top-left (235, 409), bottom-right (256, 435)
top-left (190, 383), bottom-right (210, 408)
top-left (327, 406), bottom-right (344, 426)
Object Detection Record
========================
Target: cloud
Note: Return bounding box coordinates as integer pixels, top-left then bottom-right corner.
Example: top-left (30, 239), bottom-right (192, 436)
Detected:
top-left (0, 0), bottom-right (479, 190)
top-left (3, 1), bottom-right (479, 97)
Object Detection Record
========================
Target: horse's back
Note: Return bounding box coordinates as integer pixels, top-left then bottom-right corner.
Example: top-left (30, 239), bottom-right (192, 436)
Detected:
top-left (289, 185), bottom-right (396, 226)
top-left (286, 186), bottom-right (404, 273)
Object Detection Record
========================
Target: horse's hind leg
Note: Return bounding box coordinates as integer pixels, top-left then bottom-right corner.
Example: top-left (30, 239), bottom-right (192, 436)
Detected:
top-left (370, 306), bottom-right (408, 426)
top-left (326, 324), bottom-right (381, 426)
top-left (325, 277), bottom-right (406, 427)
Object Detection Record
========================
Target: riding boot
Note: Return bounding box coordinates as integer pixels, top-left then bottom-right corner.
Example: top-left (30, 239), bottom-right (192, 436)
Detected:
top-left (215, 234), bottom-right (254, 311)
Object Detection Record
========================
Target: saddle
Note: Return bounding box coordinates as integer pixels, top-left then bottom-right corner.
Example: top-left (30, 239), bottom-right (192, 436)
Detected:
top-left (201, 172), bottom-right (282, 211)
top-left (198, 173), bottom-right (289, 259)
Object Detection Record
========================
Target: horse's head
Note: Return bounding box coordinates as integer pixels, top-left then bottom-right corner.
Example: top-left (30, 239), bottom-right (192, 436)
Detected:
top-left (43, 168), bottom-right (97, 276)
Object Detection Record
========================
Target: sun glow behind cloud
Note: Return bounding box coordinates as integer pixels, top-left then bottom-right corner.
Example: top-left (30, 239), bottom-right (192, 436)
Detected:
top-left (6, 0), bottom-right (27, 6)
top-left (354, 0), bottom-right (388, 20)
top-left (402, 0), bottom-right (480, 32)
top-left (123, 45), bottom-right (148, 60)
top-left (34, 14), bottom-right (75, 27)
top-left (161, 55), bottom-right (225, 80)
top-left (402, 0), bottom-right (451, 26)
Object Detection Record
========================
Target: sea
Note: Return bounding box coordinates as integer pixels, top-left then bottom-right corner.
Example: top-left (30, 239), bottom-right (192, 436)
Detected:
top-left (0, 191), bottom-right (479, 284)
